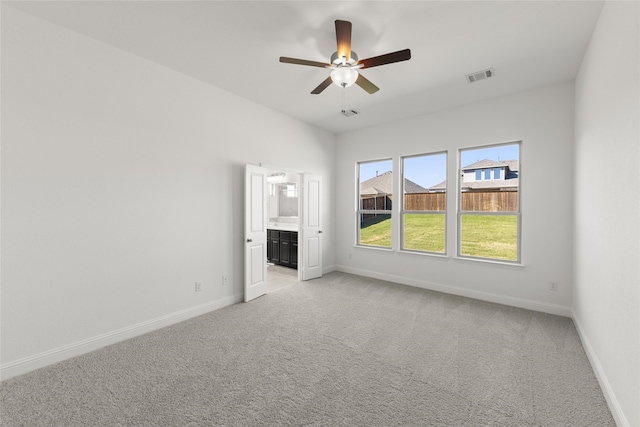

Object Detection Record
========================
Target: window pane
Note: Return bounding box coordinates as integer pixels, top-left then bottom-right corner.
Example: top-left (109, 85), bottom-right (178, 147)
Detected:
top-left (359, 213), bottom-right (391, 247)
top-left (460, 214), bottom-right (518, 261)
top-left (358, 159), bottom-right (392, 248)
top-left (475, 170), bottom-right (481, 181)
top-left (460, 144), bottom-right (519, 212)
top-left (459, 143), bottom-right (520, 262)
top-left (359, 160), bottom-right (393, 192)
top-left (401, 152), bottom-right (447, 253)
top-left (403, 213), bottom-right (445, 253)
top-left (402, 153), bottom-right (446, 212)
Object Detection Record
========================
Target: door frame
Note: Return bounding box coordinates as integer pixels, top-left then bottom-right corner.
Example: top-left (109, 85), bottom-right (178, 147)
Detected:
top-left (244, 163), bottom-right (322, 300)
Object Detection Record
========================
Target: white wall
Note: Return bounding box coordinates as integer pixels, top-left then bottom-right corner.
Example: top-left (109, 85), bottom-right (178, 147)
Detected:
top-left (336, 82), bottom-right (575, 315)
top-left (573, 1), bottom-right (640, 426)
top-left (1, 7), bottom-right (335, 378)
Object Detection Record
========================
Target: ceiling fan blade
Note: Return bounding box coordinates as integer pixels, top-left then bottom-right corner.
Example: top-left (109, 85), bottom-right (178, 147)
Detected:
top-left (311, 76), bottom-right (333, 94)
top-left (358, 49), bottom-right (411, 69)
top-left (279, 57), bottom-right (330, 68)
top-left (335, 20), bottom-right (352, 61)
top-left (355, 74), bottom-right (379, 94)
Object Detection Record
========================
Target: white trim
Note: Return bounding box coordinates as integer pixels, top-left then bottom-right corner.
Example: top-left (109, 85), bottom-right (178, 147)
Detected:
top-left (572, 311), bottom-right (630, 427)
top-left (0, 295), bottom-right (242, 381)
top-left (355, 245), bottom-right (394, 252)
top-left (336, 265), bottom-right (571, 317)
top-left (323, 264), bottom-right (338, 275)
top-left (453, 255), bottom-right (525, 269)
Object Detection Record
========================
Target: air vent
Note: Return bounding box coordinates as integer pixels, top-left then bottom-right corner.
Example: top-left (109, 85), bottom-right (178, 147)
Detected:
top-left (341, 109), bottom-right (359, 117)
top-left (466, 68), bottom-right (495, 83)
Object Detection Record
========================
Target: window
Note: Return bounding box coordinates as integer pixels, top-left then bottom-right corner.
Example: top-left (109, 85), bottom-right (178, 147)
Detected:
top-left (493, 168), bottom-right (501, 179)
top-left (401, 153), bottom-right (447, 253)
top-left (458, 143), bottom-right (520, 262)
top-left (357, 159), bottom-right (393, 248)
top-left (475, 170), bottom-right (482, 181)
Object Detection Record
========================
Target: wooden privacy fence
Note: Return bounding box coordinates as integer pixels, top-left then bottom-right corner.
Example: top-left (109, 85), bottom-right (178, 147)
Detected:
top-left (460, 190), bottom-right (518, 212)
top-left (361, 190), bottom-right (518, 212)
top-left (403, 193), bottom-right (446, 211)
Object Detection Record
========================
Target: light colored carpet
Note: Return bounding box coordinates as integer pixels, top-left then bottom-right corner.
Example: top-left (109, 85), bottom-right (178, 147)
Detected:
top-left (0, 272), bottom-right (614, 426)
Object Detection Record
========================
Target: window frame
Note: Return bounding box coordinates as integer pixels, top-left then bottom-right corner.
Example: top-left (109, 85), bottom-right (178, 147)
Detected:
top-left (400, 151), bottom-right (448, 255)
top-left (457, 142), bottom-right (522, 264)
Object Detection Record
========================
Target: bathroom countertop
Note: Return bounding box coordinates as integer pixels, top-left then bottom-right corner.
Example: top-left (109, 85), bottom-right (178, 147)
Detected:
top-left (268, 224), bottom-right (299, 232)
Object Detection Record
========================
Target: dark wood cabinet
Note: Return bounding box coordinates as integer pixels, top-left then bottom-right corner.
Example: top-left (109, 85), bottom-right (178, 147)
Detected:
top-left (268, 233), bottom-right (280, 264)
top-left (291, 233), bottom-right (298, 269)
top-left (267, 229), bottom-right (298, 269)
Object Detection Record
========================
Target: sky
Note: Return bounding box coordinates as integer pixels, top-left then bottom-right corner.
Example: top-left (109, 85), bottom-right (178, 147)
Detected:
top-left (359, 143), bottom-right (520, 189)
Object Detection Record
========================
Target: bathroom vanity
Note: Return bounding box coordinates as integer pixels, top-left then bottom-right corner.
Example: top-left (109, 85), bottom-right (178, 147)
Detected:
top-left (267, 229), bottom-right (298, 269)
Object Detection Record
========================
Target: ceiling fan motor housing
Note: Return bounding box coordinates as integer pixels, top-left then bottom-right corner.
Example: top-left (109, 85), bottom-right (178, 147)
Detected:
top-left (330, 51), bottom-right (359, 65)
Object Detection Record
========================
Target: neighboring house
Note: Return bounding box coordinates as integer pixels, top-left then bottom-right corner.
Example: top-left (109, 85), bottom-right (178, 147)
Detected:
top-left (360, 171), bottom-right (428, 210)
top-left (460, 159), bottom-right (519, 191)
top-left (427, 159), bottom-right (519, 192)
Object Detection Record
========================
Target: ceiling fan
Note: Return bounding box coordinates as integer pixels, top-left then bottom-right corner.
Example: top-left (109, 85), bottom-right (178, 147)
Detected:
top-left (279, 20), bottom-right (411, 95)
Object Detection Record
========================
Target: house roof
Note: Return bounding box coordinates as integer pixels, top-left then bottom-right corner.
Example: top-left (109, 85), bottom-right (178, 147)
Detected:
top-left (462, 159), bottom-right (518, 172)
top-left (360, 186), bottom-right (387, 196)
top-left (360, 171), bottom-right (428, 196)
top-left (428, 178), bottom-right (519, 191)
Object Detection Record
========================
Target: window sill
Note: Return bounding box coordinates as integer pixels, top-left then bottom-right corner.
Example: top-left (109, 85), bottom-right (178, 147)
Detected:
top-left (354, 245), bottom-right (393, 253)
top-left (398, 250), bottom-right (449, 260)
top-left (453, 256), bottom-right (525, 269)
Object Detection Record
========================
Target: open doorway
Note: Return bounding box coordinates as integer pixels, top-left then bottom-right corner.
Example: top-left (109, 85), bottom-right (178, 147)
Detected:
top-left (265, 169), bottom-right (301, 290)
top-left (244, 164), bottom-right (323, 302)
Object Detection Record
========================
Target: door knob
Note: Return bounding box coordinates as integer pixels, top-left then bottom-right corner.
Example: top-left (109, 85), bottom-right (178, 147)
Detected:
top-left (318, 230), bottom-right (323, 234)
top-left (246, 238), bottom-right (252, 242)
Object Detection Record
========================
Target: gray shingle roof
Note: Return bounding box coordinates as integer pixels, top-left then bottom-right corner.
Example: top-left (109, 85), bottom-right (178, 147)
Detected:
top-left (462, 159), bottom-right (518, 172)
top-left (360, 171), bottom-right (428, 195)
top-left (461, 178), bottom-right (518, 190)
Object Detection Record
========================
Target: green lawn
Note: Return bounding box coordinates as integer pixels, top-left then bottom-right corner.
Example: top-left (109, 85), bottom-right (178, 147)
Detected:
top-left (359, 213), bottom-right (518, 261)
top-left (460, 214), bottom-right (518, 261)
top-left (403, 214), bottom-right (445, 253)
top-left (359, 214), bottom-right (392, 247)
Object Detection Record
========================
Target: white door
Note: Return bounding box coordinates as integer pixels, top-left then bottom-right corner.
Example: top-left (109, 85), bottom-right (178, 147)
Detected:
top-left (244, 164), bottom-right (268, 302)
top-left (302, 174), bottom-right (323, 280)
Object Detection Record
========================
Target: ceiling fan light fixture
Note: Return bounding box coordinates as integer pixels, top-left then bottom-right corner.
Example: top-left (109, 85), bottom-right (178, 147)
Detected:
top-left (331, 66), bottom-right (359, 88)
top-left (279, 20), bottom-right (410, 95)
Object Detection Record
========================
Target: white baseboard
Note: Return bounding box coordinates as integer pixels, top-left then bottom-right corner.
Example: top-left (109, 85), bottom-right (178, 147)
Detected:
top-left (323, 264), bottom-right (338, 275)
top-left (1, 294), bottom-right (241, 381)
top-left (336, 265), bottom-right (572, 317)
top-left (572, 312), bottom-right (630, 427)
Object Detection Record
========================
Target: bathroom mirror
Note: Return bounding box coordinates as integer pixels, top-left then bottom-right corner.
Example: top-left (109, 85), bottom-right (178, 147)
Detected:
top-left (277, 183), bottom-right (298, 217)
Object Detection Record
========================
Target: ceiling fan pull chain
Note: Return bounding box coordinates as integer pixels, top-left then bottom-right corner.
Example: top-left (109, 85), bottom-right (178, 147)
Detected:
top-left (341, 88), bottom-right (346, 113)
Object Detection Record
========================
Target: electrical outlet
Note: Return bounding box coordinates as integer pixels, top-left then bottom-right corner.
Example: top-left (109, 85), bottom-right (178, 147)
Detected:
top-left (222, 275), bottom-right (228, 286)
top-left (195, 281), bottom-right (203, 292)
top-left (549, 281), bottom-right (558, 291)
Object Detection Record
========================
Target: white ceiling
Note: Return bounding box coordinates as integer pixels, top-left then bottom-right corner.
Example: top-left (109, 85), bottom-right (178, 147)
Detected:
top-left (6, 1), bottom-right (604, 135)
